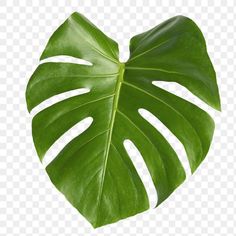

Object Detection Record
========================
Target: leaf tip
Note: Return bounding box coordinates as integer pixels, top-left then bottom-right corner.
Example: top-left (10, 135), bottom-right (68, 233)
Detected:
top-left (215, 100), bottom-right (222, 112)
top-left (68, 11), bottom-right (81, 21)
top-left (209, 93), bottom-right (221, 111)
top-left (25, 89), bottom-right (33, 113)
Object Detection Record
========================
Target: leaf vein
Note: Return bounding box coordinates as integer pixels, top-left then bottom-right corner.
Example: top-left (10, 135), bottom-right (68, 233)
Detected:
top-left (123, 81), bottom-right (203, 167)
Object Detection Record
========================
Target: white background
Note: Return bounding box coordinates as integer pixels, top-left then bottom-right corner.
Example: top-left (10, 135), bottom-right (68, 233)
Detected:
top-left (0, 0), bottom-right (235, 235)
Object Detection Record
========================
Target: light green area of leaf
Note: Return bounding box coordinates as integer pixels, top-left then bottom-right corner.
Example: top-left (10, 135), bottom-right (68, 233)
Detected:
top-left (26, 12), bottom-right (220, 228)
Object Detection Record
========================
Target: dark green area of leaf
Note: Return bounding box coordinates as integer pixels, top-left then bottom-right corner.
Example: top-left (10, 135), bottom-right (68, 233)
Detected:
top-left (26, 12), bottom-right (220, 228)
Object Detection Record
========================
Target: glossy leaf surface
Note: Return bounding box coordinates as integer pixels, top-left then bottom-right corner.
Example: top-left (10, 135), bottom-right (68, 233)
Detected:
top-left (26, 12), bottom-right (220, 228)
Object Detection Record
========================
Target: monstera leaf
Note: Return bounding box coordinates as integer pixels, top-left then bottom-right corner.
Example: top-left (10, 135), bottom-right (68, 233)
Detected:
top-left (26, 12), bottom-right (220, 228)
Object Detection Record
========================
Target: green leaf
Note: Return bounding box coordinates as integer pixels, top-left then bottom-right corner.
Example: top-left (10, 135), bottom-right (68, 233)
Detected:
top-left (26, 12), bottom-right (220, 228)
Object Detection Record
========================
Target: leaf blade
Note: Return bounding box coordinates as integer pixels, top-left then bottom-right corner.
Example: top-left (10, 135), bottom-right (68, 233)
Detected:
top-left (26, 13), bottom-right (220, 228)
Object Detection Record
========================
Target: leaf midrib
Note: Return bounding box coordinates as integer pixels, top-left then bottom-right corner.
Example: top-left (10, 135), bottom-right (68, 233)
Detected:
top-left (95, 63), bottom-right (125, 225)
